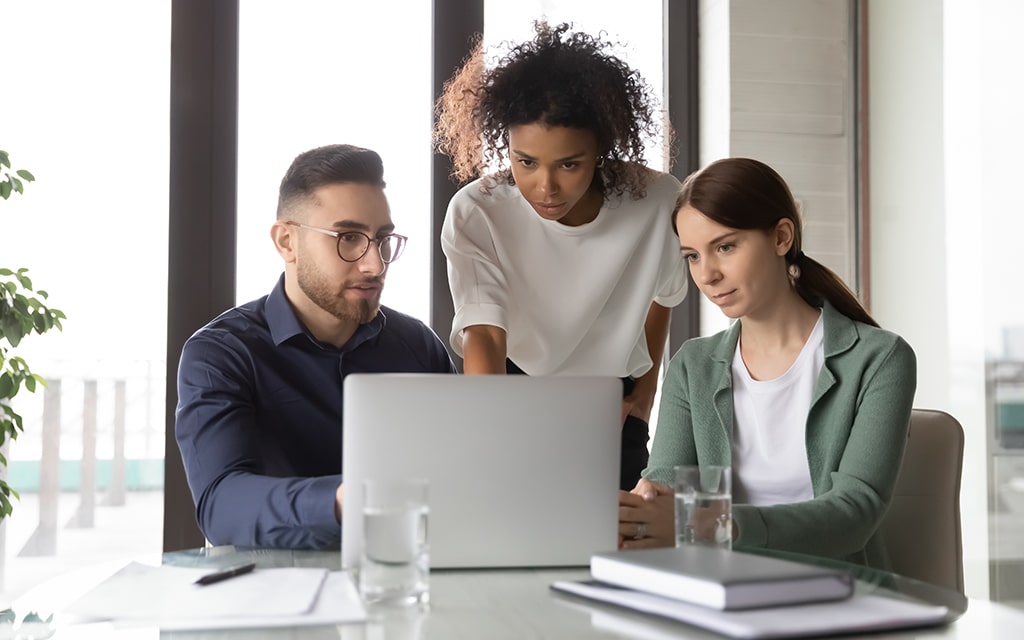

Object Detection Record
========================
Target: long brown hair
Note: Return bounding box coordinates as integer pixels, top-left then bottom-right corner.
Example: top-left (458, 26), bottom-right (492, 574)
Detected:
top-left (673, 157), bottom-right (878, 327)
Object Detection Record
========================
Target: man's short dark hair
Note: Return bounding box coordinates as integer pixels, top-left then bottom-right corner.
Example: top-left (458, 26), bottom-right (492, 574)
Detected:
top-left (276, 144), bottom-right (386, 219)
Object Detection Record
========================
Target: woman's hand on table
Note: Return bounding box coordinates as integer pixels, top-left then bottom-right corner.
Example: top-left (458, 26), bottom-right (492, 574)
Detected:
top-left (617, 479), bottom-right (674, 549)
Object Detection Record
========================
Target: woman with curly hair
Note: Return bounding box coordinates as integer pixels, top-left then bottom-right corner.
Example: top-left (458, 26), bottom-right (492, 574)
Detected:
top-left (435, 22), bottom-right (688, 490)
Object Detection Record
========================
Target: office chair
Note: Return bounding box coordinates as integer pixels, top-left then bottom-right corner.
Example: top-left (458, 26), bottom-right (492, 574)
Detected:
top-left (879, 408), bottom-right (965, 593)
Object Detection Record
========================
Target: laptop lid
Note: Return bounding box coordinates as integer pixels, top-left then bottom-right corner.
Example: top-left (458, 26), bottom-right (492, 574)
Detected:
top-left (341, 373), bottom-right (621, 569)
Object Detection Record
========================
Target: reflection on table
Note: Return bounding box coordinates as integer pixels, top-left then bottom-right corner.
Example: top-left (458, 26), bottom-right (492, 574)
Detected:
top-left (6, 545), bottom-right (1024, 639)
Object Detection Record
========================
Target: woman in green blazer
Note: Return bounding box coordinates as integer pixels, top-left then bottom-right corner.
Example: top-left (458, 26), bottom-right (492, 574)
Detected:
top-left (618, 158), bottom-right (916, 569)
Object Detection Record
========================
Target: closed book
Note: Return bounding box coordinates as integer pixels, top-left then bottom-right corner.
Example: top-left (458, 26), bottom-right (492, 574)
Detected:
top-left (590, 546), bottom-right (854, 610)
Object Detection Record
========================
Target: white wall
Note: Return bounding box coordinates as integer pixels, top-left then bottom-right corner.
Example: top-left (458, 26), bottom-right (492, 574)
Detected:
top-left (702, 0), bottom-right (1008, 600)
top-left (729, 0), bottom-right (857, 286)
top-left (698, 0), bottom-right (858, 336)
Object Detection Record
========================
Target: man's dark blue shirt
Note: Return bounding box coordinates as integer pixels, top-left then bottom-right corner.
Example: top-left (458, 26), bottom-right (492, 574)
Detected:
top-left (175, 275), bottom-right (456, 549)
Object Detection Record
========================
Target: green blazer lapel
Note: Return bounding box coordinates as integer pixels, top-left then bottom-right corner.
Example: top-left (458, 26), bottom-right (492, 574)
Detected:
top-left (811, 302), bottom-right (859, 407)
top-left (709, 321), bottom-right (740, 462)
top-left (806, 302), bottom-right (864, 492)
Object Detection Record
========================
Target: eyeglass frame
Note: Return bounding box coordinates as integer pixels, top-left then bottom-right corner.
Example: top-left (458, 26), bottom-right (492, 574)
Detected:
top-left (284, 221), bottom-right (408, 264)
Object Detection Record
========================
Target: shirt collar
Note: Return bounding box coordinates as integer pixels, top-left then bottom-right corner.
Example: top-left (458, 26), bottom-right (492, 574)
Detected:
top-left (266, 273), bottom-right (386, 350)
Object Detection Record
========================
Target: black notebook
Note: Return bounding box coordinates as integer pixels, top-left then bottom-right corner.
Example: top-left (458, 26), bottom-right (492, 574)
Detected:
top-left (589, 546), bottom-right (854, 611)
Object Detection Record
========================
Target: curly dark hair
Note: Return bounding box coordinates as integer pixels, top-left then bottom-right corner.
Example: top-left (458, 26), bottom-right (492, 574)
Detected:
top-left (434, 21), bottom-right (672, 199)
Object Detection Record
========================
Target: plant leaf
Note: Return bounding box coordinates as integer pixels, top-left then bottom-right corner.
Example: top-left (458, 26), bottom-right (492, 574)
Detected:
top-left (1, 314), bottom-right (25, 347)
top-left (0, 491), bottom-right (12, 519)
top-left (0, 373), bottom-right (14, 398)
top-left (0, 181), bottom-right (11, 199)
top-left (16, 169), bottom-right (36, 181)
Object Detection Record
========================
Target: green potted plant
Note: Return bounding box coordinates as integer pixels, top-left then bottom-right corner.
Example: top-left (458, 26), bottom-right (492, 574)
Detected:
top-left (0, 149), bottom-right (65, 519)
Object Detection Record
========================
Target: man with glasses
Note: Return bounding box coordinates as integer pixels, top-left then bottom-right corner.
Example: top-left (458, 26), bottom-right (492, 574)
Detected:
top-left (175, 144), bottom-right (456, 549)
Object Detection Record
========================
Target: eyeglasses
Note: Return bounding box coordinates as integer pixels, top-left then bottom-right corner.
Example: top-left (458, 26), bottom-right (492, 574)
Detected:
top-left (285, 221), bottom-right (408, 263)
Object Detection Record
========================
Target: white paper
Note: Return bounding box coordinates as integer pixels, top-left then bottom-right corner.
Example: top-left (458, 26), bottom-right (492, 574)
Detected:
top-left (64, 561), bottom-right (355, 628)
top-left (116, 571), bottom-right (367, 631)
top-left (553, 581), bottom-right (950, 639)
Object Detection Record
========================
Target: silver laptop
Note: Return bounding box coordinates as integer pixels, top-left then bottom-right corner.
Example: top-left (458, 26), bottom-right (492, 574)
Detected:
top-left (341, 373), bottom-right (621, 569)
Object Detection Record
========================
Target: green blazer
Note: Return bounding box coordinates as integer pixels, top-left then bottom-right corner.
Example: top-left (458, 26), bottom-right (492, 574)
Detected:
top-left (645, 302), bottom-right (917, 568)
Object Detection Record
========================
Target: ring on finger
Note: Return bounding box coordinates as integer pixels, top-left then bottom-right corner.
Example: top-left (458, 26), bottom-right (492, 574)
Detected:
top-left (634, 522), bottom-right (647, 540)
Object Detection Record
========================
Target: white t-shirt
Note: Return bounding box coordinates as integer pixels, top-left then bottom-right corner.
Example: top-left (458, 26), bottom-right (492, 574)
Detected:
top-left (441, 171), bottom-right (688, 377)
top-left (731, 313), bottom-right (824, 506)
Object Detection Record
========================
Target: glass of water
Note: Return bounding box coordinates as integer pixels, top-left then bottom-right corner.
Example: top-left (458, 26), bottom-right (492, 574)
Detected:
top-left (359, 478), bottom-right (430, 606)
top-left (674, 465), bottom-right (732, 549)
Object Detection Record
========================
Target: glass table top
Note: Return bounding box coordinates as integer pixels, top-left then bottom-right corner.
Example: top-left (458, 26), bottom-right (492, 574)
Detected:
top-left (2, 544), bottom-right (1002, 639)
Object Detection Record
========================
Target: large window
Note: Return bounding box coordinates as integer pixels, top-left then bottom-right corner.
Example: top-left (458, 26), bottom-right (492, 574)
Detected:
top-left (1, 1), bottom-right (169, 600)
top-left (943, 0), bottom-right (1024, 607)
top-left (237, 1), bottom-right (433, 321)
top-left (4, 0), bottom-right (695, 601)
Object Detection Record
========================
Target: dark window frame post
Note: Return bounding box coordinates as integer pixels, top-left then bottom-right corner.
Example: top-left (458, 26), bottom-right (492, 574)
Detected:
top-left (164, 0), bottom-right (239, 551)
top-left (430, 0), bottom-right (484, 370)
top-left (665, 0), bottom-right (701, 356)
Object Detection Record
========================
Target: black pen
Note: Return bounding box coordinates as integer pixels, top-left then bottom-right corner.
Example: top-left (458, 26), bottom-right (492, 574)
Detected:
top-left (194, 562), bottom-right (257, 586)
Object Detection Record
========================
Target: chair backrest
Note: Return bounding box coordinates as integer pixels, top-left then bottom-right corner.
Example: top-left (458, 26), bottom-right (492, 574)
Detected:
top-left (879, 408), bottom-right (965, 592)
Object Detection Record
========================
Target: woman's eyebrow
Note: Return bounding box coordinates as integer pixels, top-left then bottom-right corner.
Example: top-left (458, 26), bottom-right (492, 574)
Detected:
top-left (510, 149), bottom-right (589, 163)
top-left (679, 232), bottom-right (739, 252)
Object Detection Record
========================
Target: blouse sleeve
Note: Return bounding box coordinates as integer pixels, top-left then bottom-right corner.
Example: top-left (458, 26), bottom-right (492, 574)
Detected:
top-left (440, 191), bottom-right (510, 355)
top-left (649, 173), bottom-right (689, 309)
top-left (653, 251), bottom-right (689, 309)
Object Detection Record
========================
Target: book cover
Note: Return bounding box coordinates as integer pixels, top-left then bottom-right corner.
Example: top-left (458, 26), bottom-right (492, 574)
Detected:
top-left (590, 546), bottom-right (854, 610)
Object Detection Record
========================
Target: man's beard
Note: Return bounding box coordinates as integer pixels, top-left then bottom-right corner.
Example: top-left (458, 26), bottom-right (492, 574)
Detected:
top-left (297, 259), bottom-right (382, 325)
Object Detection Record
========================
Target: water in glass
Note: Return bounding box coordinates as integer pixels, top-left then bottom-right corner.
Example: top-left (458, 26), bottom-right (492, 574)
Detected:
top-left (675, 490), bottom-right (732, 549)
top-left (360, 503), bottom-right (430, 605)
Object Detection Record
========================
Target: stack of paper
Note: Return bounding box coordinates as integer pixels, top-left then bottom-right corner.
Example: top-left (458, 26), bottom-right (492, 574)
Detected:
top-left (551, 546), bottom-right (951, 639)
top-left (552, 581), bottom-right (949, 639)
top-left (63, 562), bottom-right (366, 631)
